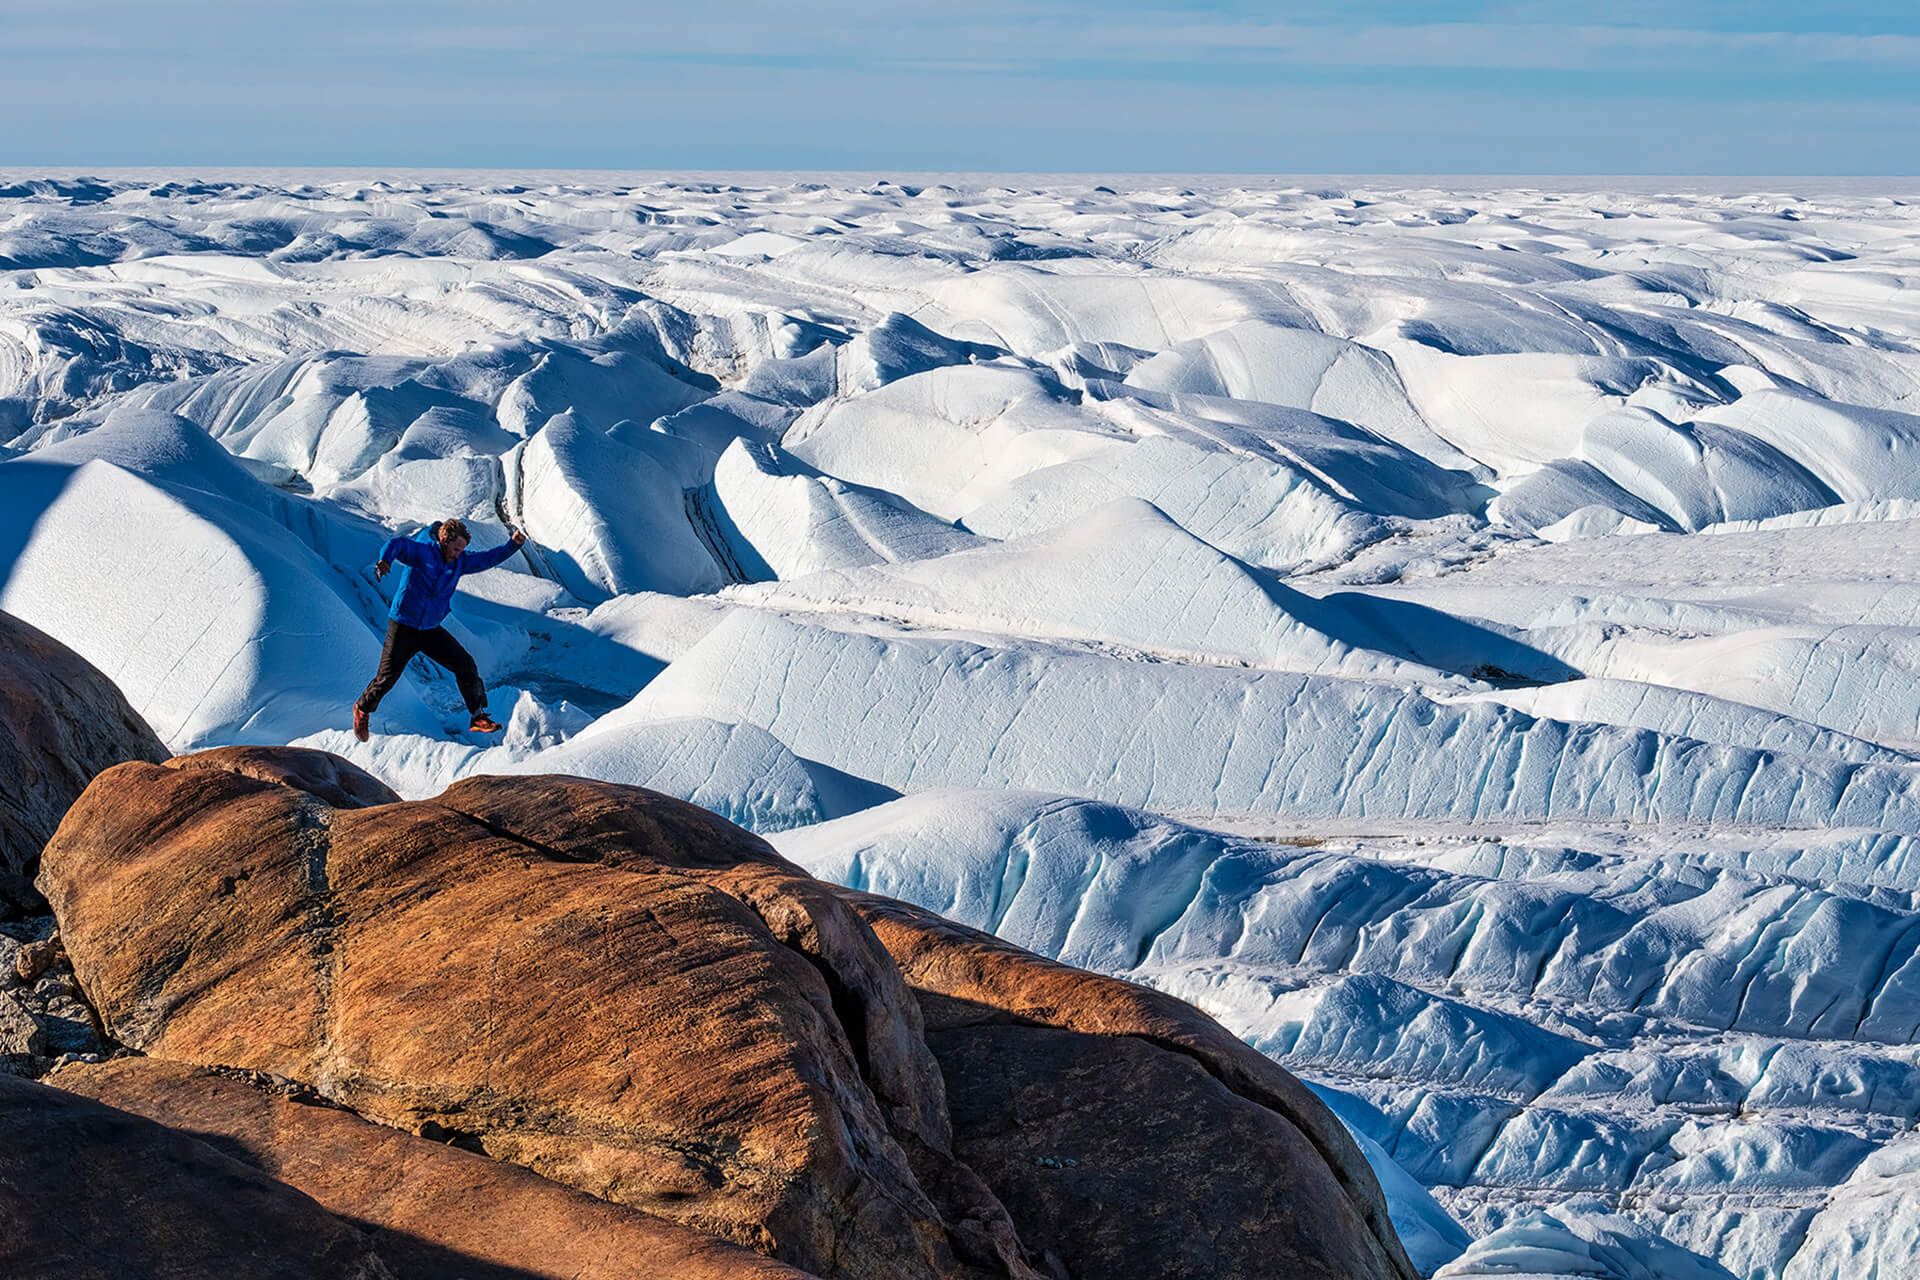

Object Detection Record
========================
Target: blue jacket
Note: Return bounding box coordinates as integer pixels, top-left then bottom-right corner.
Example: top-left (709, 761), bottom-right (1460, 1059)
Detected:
top-left (380, 524), bottom-right (520, 630)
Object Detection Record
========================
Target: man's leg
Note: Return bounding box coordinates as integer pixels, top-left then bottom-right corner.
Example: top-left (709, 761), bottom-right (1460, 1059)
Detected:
top-left (415, 626), bottom-right (489, 716)
top-left (357, 621), bottom-right (425, 713)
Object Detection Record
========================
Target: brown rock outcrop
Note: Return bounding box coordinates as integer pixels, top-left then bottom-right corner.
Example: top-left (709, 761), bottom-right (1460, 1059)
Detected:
top-left (0, 1070), bottom-right (386, 1279)
top-left (51, 1055), bottom-right (818, 1280)
top-left (0, 609), bottom-right (167, 914)
top-left (39, 749), bottom-right (1417, 1280)
top-left (845, 891), bottom-right (1419, 1280)
top-left (42, 760), bottom-right (1028, 1280)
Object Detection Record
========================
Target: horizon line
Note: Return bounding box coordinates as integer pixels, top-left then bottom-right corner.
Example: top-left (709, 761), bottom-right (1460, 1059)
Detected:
top-left (5, 165), bottom-right (1920, 187)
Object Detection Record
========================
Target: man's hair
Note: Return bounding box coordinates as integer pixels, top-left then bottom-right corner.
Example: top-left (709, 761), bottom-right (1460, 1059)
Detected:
top-left (438, 518), bottom-right (470, 543)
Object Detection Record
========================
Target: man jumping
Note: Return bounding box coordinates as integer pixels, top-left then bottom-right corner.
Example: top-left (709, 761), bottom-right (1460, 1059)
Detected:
top-left (353, 517), bottom-right (528, 741)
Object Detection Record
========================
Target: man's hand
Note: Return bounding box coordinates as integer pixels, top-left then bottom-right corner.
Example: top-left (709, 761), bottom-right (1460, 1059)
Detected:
top-left (509, 527), bottom-right (528, 547)
top-left (374, 560), bottom-right (390, 580)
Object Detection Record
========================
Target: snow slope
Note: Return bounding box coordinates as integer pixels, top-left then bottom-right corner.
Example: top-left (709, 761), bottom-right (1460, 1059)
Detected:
top-left (7, 172), bottom-right (1920, 1279)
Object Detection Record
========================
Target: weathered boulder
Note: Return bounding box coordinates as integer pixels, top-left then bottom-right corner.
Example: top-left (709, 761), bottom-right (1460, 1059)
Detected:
top-left (51, 1055), bottom-right (818, 1280)
top-left (0, 1070), bottom-right (387, 1279)
top-left (13, 936), bottom-right (55, 985)
top-left (0, 610), bottom-right (167, 914)
top-left (41, 759), bottom-right (1029, 1280)
top-left (844, 891), bottom-right (1418, 1280)
top-left (40, 748), bottom-right (1416, 1280)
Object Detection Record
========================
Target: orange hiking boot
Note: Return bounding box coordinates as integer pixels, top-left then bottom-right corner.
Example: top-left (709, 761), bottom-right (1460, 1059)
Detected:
top-left (469, 712), bottom-right (503, 734)
top-left (352, 705), bottom-right (370, 742)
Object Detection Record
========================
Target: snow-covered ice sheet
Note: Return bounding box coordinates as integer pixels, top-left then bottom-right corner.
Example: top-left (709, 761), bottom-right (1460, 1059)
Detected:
top-left (7, 172), bottom-right (1920, 1279)
top-left (773, 792), bottom-right (1920, 1280)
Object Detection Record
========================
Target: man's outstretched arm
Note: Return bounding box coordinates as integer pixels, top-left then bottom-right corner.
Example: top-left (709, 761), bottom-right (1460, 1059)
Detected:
top-left (464, 527), bottom-right (529, 574)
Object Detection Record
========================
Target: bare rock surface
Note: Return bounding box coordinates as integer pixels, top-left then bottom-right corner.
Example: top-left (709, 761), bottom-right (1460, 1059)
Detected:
top-left (41, 758), bottom-right (1023, 1280)
top-left (39, 747), bottom-right (1414, 1280)
top-left (168, 744), bottom-right (402, 809)
top-left (0, 1070), bottom-right (387, 1279)
top-left (52, 1055), bottom-right (819, 1280)
top-left (0, 610), bottom-right (167, 915)
top-left (0, 989), bottom-right (44, 1064)
top-left (845, 891), bottom-right (1420, 1280)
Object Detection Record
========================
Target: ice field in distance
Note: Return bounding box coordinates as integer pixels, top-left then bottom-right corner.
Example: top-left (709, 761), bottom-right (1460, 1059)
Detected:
top-left (6, 170), bottom-right (1920, 1278)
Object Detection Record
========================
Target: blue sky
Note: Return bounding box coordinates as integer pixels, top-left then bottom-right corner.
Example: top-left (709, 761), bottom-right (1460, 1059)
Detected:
top-left (3, 1), bottom-right (1917, 173)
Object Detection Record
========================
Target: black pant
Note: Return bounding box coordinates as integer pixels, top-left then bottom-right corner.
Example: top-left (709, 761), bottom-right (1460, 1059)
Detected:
top-left (358, 621), bottom-right (487, 715)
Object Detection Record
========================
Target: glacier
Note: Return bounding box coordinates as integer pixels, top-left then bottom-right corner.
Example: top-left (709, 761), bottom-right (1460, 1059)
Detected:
top-left (6, 170), bottom-right (1920, 1278)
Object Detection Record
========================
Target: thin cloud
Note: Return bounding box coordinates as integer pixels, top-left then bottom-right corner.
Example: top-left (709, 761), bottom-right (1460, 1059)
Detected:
top-left (10, 3), bottom-right (1919, 72)
top-left (341, 14), bottom-right (1920, 73)
top-left (1081, 21), bottom-right (1920, 68)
